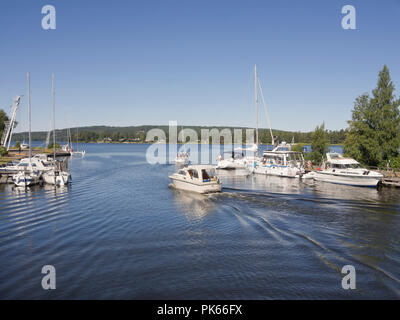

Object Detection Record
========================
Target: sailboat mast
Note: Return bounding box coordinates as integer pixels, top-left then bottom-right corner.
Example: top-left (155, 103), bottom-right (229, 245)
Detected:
top-left (27, 72), bottom-right (32, 166)
top-left (254, 64), bottom-right (259, 146)
top-left (52, 73), bottom-right (56, 160)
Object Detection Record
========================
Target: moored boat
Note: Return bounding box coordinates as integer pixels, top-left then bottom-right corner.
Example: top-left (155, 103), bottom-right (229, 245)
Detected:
top-left (12, 170), bottom-right (41, 187)
top-left (42, 170), bottom-right (70, 186)
top-left (313, 153), bottom-right (383, 187)
top-left (251, 142), bottom-right (305, 177)
top-left (216, 151), bottom-right (247, 170)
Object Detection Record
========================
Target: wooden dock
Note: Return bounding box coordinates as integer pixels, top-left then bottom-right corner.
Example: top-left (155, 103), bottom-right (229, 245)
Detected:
top-left (380, 178), bottom-right (400, 188)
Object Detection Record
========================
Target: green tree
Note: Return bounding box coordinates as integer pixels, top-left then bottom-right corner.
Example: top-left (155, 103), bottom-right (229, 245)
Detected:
top-left (15, 141), bottom-right (21, 152)
top-left (48, 142), bottom-right (60, 149)
top-left (0, 146), bottom-right (6, 157)
top-left (0, 109), bottom-right (9, 136)
top-left (344, 65), bottom-right (400, 167)
top-left (310, 122), bottom-right (328, 165)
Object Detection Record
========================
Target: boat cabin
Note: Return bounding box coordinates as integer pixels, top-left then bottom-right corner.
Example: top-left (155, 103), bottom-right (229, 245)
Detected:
top-left (325, 153), bottom-right (362, 170)
top-left (177, 165), bottom-right (217, 183)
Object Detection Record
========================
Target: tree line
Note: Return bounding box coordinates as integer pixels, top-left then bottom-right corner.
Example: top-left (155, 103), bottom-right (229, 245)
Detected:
top-left (10, 125), bottom-right (346, 145)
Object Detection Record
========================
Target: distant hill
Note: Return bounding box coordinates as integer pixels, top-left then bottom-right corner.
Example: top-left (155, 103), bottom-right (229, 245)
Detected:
top-left (11, 125), bottom-right (346, 144)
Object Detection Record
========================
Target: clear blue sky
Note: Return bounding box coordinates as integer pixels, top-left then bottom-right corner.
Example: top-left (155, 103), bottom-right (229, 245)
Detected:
top-left (0, 0), bottom-right (399, 132)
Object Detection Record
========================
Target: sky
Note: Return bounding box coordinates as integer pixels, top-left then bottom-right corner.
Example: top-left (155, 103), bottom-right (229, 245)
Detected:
top-left (0, 0), bottom-right (399, 132)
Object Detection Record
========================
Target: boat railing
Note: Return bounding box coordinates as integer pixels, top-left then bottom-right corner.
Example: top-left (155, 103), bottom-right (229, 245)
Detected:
top-left (367, 166), bottom-right (400, 178)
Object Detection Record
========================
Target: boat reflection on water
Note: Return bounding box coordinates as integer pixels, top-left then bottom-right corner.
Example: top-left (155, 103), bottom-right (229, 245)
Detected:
top-left (305, 179), bottom-right (386, 202)
top-left (249, 175), bottom-right (303, 194)
top-left (171, 188), bottom-right (217, 220)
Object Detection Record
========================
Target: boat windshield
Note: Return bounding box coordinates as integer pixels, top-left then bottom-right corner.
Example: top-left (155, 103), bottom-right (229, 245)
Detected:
top-left (201, 169), bottom-right (216, 182)
top-left (331, 163), bottom-right (360, 169)
top-left (344, 163), bottom-right (361, 169)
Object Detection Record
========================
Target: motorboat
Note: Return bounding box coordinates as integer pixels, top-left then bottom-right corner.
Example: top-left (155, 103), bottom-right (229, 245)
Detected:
top-left (0, 157), bottom-right (54, 173)
top-left (20, 142), bottom-right (29, 150)
top-left (251, 141), bottom-right (305, 177)
top-left (169, 165), bottom-right (222, 193)
top-left (174, 152), bottom-right (190, 165)
top-left (12, 169), bottom-right (41, 187)
top-left (42, 170), bottom-right (70, 186)
top-left (216, 151), bottom-right (247, 170)
top-left (311, 153), bottom-right (383, 187)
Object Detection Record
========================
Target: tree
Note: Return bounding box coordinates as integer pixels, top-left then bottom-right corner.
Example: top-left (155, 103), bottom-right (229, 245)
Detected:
top-left (311, 122), bottom-right (328, 165)
top-left (344, 65), bottom-right (400, 167)
top-left (15, 141), bottom-right (21, 152)
top-left (48, 142), bottom-right (60, 149)
top-left (0, 109), bottom-right (9, 135)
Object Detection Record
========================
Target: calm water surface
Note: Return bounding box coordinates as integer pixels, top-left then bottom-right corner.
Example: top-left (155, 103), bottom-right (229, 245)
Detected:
top-left (0, 144), bottom-right (399, 299)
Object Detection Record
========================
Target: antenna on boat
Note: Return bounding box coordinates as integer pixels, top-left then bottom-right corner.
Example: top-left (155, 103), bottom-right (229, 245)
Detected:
top-left (27, 72), bottom-right (32, 168)
top-left (254, 64), bottom-right (259, 147)
top-left (257, 77), bottom-right (274, 146)
top-left (52, 73), bottom-right (56, 161)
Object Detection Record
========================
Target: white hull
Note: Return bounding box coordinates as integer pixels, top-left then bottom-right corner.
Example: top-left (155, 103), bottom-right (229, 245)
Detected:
top-left (217, 159), bottom-right (246, 170)
top-left (253, 165), bottom-right (300, 178)
top-left (169, 177), bottom-right (221, 194)
top-left (314, 172), bottom-right (381, 187)
top-left (72, 151), bottom-right (85, 157)
top-left (174, 158), bottom-right (189, 165)
top-left (12, 172), bottom-right (40, 187)
top-left (42, 171), bottom-right (70, 186)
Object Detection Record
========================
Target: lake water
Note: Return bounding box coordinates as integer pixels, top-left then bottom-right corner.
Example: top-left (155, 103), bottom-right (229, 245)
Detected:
top-left (0, 143), bottom-right (399, 299)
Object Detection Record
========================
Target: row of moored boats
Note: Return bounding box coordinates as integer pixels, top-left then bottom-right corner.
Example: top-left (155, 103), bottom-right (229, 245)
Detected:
top-left (169, 65), bottom-right (383, 194)
top-left (0, 73), bottom-right (82, 188)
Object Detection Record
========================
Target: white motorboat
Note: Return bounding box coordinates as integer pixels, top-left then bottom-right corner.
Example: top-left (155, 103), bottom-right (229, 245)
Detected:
top-left (312, 153), bottom-right (383, 187)
top-left (0, 157), bottom-right (54, 173)
top-left (12, 170), bottom-right (41, 187)
top-left (174, 152), bottom-right (190, 165)
top-left (216, 151), bottom-right (247, 169)
top-left (251, 142), bottom-right (305, 177)
top-left (42, 170), bottom-right (70, 186)
top-left (169, 165), bottom-right (222, 193)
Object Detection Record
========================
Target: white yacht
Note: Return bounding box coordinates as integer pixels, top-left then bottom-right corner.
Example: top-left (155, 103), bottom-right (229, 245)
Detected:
top-left (42, 170), bottom-right (70, 186)
top-left (12, 73), bottom-right (41, 188)
top-left (169, 165), bottom-right (222, 193)
top-left (0, 157), bottom-right (54, 173)
top-left (311, 153), bottom-right (383, 187)
top-left (251, 142), bottom-right (305, 178)
top-left (216, 151), bottom-right (247, 170)
top-left (174, 152), bottom-right (190, 165)
top-left (43, 73), bottom-right (71, 186)
top-left (20, 142), bottom-right (29, 150)
top-left (12, 169), bottom-right (41, 187)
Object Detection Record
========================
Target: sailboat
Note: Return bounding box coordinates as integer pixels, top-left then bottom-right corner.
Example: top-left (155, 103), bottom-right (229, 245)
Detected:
top-left (249, 67), bottom-right (305, 177)
top-left (42, 74), bottom-right (71, 186)
top-left (71, 127), bottom-right (86, 157)
top-left (217, 65), bottom-right (262, 170)
top-left (13, 72), bottom-right (41, 187)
